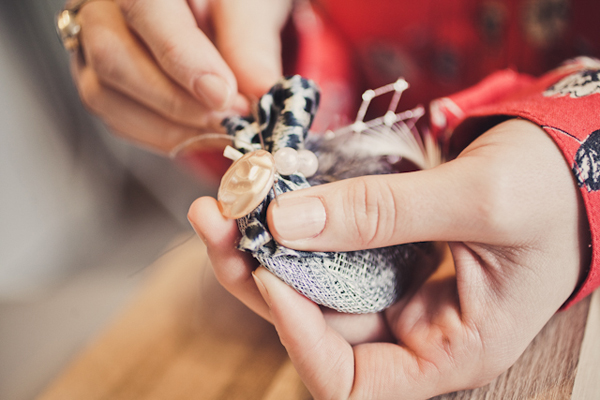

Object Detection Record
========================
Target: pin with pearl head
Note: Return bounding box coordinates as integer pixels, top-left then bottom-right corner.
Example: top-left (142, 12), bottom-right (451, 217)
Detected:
top-left (215, 76), bottom-right (429, 221)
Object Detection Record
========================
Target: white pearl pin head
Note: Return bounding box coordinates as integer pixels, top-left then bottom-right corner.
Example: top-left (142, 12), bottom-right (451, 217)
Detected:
top-left (297, 149), bottom-right (319, 177)
top-left (218, 150), bottom-right (275, 219)
top-left (274, 147), bottom-right (299, 175)
top-left (273, 147), bottom-right (319, 177)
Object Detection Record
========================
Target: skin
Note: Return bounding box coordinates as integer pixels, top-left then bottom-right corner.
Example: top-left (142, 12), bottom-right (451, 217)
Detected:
top-left (70, 0), bottom-right (291, 153)
top-left (67, 2), bottom-right (591, 398)
top-left (188, 119), bottom-right (591, 399)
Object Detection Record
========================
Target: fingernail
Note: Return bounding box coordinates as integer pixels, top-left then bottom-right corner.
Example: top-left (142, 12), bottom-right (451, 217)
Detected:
top-left (270, 196), bottom-right (326, 241)
top-left (252, 270), bottom-right (271, 308)
top-left (194, 74), bottom-right (232, 110)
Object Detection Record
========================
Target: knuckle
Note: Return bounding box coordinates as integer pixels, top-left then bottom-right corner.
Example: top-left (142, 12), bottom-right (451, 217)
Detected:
top-left (343, 177), bottom-right (397, 248)
top-left (85, 33), bottom-right (125, 84)
top-left (155, 39), bottom-right (185, 74)
top-left (162, 89), bottom-right (190, 122)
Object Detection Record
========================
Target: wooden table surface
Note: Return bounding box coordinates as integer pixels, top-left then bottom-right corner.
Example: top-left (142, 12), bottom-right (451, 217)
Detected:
top-left (38, 235), bottom-right (600, 400)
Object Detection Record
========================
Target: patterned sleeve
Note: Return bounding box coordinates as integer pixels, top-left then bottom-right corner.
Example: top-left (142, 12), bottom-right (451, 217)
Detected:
top-left (430, 57), bottom-right (600, 308)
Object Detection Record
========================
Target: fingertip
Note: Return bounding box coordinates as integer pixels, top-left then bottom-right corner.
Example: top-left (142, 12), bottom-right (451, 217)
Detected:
top-left (188, 196), bottom-right (213, 243)
top-left (212, 0), bottom-right (284, 100)
top-left (235, 63), bottom-right (280, 100)
top-left (225, 41), bottom-right (282, 101)
top-left (188, 196), bottom-right (238, 247)
top-left (193, 73), bottom-right (235, 110)
top-left (188, 196), bottom-right (216, 223)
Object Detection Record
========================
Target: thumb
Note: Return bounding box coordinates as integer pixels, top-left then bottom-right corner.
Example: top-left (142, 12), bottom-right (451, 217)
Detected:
top-left (252, 266), bottom-right (355, 399)
top-left (266, 161), bottom-right (486, 252)
top-left (212, 0), bottom-right (290, 98)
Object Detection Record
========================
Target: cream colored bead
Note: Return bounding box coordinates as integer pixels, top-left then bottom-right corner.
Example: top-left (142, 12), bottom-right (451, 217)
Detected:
top-left (297, 149), bottom-right (319, 177)
top-left (274, 147), bottom-right (299, 176)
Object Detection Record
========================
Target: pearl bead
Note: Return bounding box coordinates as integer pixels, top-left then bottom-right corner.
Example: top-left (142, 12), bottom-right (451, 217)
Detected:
top-left (274, 147), bottom-right (299, 175)
top-left (297, 149), bottom-right (319, 177)
top-left (218, 150), bottom-right (275, 219)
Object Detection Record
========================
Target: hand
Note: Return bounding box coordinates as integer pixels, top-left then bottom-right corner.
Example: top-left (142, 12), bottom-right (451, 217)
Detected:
top-left (188, 119), bottom-right (591, 399)
top-left (70, 0), bottom-right (291, 153)
top-left (188, 196), bottom-right (394, 346)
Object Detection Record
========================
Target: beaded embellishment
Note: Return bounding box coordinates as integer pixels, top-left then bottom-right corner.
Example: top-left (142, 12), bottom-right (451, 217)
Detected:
top-left (218, 75), bottom-right (439, 313)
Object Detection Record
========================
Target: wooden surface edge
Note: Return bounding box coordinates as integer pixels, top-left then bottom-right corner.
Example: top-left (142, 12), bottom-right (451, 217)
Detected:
top-left (37, 233), bottom-right (597, 400)
top-left (571, 289), bottom-right (600, 399)
top-left (37, 235), bottom-right (298, 400)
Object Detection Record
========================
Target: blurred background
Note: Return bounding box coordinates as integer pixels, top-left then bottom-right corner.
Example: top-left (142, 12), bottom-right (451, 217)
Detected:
top-left (0, 1), bottom-right (215, 398)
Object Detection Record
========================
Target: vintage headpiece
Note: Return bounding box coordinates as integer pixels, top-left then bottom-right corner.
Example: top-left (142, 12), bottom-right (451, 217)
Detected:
top-left (216, 75), bottom-right (440, 313)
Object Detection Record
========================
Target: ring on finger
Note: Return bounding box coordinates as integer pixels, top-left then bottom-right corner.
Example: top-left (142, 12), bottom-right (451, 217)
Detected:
top-left (55, 0), bottom-right (96, 52)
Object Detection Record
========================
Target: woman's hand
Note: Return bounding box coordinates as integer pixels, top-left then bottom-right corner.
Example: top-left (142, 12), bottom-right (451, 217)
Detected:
top-left (70, 0), bottom-right (291, 153)
top-left (188, 119), bottom-right (591, 399)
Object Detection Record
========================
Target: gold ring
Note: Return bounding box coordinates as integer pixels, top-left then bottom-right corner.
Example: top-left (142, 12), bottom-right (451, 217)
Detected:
top-left (55, 0), bottom-right (94, 52)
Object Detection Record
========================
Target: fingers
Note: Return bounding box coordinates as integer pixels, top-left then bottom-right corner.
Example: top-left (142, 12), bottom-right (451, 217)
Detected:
top-left (116, 0), bottom-right (238, 110)
top-left (266, 161), bottom-right (486, 252)
top-left (73, 0), bottom-right (289, 153)
top-left (252, 266), bottom-right (355, 399)
top-left (187, 196), bottom-right (391, 344)
top-left (266, 119), bottom-right (587, 253)
top-left (188, 197), bottom-right (271, 321)
top-left (78, 2), bottom-right (243, 129)
top-left (72, 58), bottom-right (223, 153)
top-left (253, 266), bottom-right (468, 399)
top-left (74, 1), bottom-right (248, 153)
top-left (212, 0), bottom-right (291, 97)
top-left (252, 118), bottom-right (590, 399)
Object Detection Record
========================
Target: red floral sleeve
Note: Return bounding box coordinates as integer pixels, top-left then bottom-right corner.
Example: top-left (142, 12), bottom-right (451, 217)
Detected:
top-left (431, 57), bottom-right (600, 308)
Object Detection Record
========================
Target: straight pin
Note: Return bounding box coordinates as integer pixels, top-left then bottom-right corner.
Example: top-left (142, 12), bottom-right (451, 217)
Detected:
top-left (272, 178), bottom-right (280, 207)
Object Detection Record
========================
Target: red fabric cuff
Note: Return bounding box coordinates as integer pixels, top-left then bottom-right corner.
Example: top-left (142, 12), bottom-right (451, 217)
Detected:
top-left (431, 58), bottom-right (600, 308)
